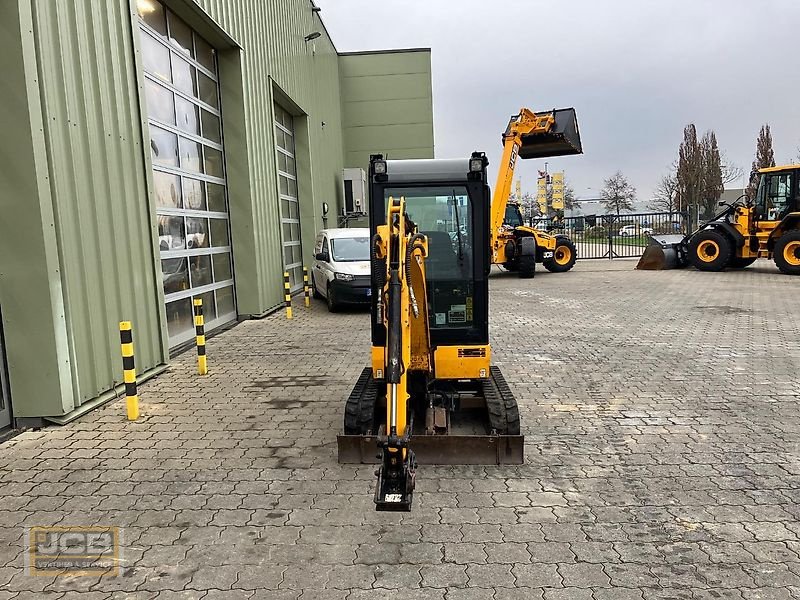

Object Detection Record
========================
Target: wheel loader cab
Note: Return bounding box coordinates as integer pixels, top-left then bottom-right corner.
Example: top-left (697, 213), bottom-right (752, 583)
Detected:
top-left (368, 155), bottom-right (491, 357)
top-left (754, 168), bottom-right (799, 222)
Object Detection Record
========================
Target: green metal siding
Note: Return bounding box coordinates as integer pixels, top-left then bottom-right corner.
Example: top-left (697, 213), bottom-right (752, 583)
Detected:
top-left (0, 0), bottom-right (166, 418)
top-left (31, 0), bottom-right (167, 410)
top-left (0, 0), bottom-right (78, 418)
top-left (339, 50), bottom-right (435, 171)
top-left (0, 0), bottom-right (433, 420)
top-left (196, 0), bottom-right (345, 312)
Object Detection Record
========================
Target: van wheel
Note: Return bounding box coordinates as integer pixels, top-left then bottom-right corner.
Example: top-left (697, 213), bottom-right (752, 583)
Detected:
top-left (311, 274), bottom-right (323, 299)
top-left (688, 230), bottom-right (732, 272)
top-left (326, 284), bottom-right (338, 312)
top-left (774, 230), bottom-right (800, 275)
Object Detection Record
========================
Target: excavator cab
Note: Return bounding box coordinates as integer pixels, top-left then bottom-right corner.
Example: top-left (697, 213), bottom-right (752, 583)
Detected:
top-left (337, 154), bottom-right (523, 511)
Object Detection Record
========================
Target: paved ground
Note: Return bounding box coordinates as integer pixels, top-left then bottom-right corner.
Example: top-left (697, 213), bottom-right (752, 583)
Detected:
top-left (1, 259), bottom-right (799, 599)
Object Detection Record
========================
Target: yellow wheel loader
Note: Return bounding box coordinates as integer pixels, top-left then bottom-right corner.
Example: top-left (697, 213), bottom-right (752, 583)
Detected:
top-left (639, 165), bottom-right (800, 274)
top-left (337, 155), bottom-right (523, 511)
top-left (491, 108), bottom-right (583, 277)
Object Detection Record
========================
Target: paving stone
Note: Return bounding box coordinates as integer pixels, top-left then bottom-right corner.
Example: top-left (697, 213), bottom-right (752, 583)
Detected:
top-left (2, 260), bottom-right (799, 598)
top-left (420, 564), bottom-right (468, 588)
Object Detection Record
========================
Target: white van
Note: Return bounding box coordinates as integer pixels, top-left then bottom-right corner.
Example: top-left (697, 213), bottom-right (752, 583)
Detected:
top-left (312, 228), bottom-right (371, 311)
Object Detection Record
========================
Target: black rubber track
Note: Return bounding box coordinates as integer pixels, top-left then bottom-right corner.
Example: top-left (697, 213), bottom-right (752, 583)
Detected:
top-left (344, 367), bottom-right (379, 434)
top-left (482, 366), bottom-right (521, 435)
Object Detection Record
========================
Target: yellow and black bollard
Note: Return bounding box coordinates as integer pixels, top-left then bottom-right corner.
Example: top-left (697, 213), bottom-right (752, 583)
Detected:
top-left (193, 299), bottom-right (208, 375)
top-left (303, 267), bottom-right (311, 307)
top-left (284, 271), bottom-right (293, 319)
top-left (119, 321), bottom-right (139, 421)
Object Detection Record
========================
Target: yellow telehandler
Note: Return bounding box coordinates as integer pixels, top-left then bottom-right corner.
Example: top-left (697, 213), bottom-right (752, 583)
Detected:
top-left (491, 108), bottom-right (583, 277)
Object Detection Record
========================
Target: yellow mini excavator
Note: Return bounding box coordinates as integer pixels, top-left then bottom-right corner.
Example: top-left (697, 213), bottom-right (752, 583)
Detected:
top-left (336, 155), bottom-right (522, 511)
top-left (491, 108), bottom-right (583, 277)
top-left (639, 165), bottom-right (800, 274)
top-left (337, 109), bottom-right (583, 510)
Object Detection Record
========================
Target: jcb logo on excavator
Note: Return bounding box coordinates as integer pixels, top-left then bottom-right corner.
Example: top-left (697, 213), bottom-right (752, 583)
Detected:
top-left (509, 143), bottom-right (519, 170)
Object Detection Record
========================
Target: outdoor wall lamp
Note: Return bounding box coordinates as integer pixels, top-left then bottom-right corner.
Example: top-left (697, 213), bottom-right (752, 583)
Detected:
top-left (304, 32), bottom-right (321, 42)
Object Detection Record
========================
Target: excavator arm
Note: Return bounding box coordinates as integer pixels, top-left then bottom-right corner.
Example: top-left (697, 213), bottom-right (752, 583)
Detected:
top-left (372, 196), bottom-right (429, 511)
top-left (490, 107), bottom-right (582, 261)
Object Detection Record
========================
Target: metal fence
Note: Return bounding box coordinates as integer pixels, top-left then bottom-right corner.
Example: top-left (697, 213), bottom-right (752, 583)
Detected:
top-left (530, 212), bottom-right (690, 260)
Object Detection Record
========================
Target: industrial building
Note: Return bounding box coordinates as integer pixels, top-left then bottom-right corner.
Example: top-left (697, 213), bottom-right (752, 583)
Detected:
top-left (0, 0), bottom-right (434, 426)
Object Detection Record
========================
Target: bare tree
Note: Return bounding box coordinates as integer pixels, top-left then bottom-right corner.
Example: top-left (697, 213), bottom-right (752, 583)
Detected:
top-left (649, 172), bottom-right (679, 212)
top-left (676, 124), bottom-right (703, 213)
top-left (746, 124), bottom-right (775, 199)
top-left (601, 171), bottom-right (636, 216)
top-left (720, 155), bottom-right (743, 187)
top-left (700, 131), bottom-right (724, 218)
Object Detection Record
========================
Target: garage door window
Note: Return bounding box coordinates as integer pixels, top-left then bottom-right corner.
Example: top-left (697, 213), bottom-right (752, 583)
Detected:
top-left (138, 1), bottom-right (236, 347)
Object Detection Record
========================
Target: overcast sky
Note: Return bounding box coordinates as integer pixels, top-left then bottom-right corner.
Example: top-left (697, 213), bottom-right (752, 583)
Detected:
top-left (316, 0), bottom-right (800, 202)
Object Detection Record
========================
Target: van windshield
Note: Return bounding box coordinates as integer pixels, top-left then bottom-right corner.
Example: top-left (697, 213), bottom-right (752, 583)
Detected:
top-left (331, 237), bottom-right (370, 262)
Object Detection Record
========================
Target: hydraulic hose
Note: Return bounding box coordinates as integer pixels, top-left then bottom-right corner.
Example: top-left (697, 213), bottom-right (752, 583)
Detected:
top-left (405, 234), bottom-right (427, 318)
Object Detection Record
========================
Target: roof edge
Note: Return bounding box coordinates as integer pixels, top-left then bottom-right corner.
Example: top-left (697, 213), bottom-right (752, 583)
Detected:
top-left (338, 47), bottom-right (432, 57)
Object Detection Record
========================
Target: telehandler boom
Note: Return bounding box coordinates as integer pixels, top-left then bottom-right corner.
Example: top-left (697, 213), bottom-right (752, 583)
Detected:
top-left (491, 108), bottom-right (583, 277)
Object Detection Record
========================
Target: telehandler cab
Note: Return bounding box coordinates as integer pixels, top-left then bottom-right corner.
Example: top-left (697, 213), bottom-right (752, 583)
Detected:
top-left (491, 108), bottom-right (583, 277)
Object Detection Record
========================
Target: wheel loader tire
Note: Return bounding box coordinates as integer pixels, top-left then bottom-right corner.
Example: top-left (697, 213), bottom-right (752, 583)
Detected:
top-left (687, 229), bottom-right (732, 272)
top-left (483, 366), bottom-right (520, 435)
top-left (774, 230), bottom-right (800, 275)
top-left (729, 256), bottom-right (757, 269)
top-left (344, 367), bottom-right (379, 434)
top-left (544, 237), bottom-right (577, 273)
top-left (518, 237), bottom-right (536, 279)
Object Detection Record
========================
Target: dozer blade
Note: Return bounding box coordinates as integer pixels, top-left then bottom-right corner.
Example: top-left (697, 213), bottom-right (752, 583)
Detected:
top-left (636, 234), bottom-right (688, 270)
top-left (338, 367), bottom-right (524, 466)
top-left (518, 107), bottom-right (582, 159)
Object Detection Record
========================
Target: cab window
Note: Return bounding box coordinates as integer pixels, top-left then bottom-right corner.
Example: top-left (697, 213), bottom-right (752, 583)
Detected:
top-left (757, 172), bottom-right (793, 220)
top-left (504, 204), bottom-right (523, 227)
top-left (322, 236), bottom-right (330, 259)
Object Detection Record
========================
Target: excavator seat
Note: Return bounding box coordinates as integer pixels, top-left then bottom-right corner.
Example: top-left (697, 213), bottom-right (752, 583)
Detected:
top-left (518, 107), bottom-right (583, 159)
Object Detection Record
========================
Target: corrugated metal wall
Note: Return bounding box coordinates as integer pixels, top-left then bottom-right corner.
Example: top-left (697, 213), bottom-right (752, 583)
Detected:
top-left (29, 0), bottom-right (167, 410)
top-left (4, 0), bottom-right (428, 419)
top-left (197, 0), bottom-right (345, 312)
top-left (340, 50), bottom-right (435, 172)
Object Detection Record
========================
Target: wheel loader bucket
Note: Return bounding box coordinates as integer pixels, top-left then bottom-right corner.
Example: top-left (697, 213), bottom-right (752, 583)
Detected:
top-left (518, 107), bottom-right (583, 159)
top-left (636, 234), bottom-right (688, 270)
top-left (337, 367), bottom-right (524, 466)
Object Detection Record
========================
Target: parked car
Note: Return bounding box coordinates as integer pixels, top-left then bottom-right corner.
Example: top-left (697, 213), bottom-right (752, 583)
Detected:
top-left (618, 224), bottom-right (653, 237)
top-left (312, 228), bottom-right (371, 311)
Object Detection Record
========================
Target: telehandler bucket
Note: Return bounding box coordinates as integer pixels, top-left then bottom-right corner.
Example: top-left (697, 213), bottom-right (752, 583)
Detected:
top-left (518, 107), bottom-right (583, 159)
top-left (636, 234), bottom-right (688, 270)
